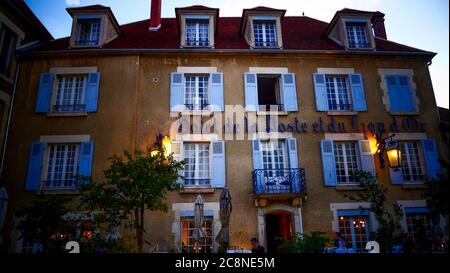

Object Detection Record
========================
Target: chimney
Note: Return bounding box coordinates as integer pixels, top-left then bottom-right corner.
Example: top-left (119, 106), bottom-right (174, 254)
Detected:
top-left (373, 16), bottom-right (387, 39)
top-left (149, 0), bottom-right (162, 31)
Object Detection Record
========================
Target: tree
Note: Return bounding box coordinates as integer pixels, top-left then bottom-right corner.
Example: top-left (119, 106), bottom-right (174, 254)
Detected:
top-left (278, 231), bottom-right (331, 253)
top-left (16, 196), bottom-right (126, 253)
top-left (78, 139), bottom-right (184, 252)
top-left (423, 162), bottom-right (449, 236)
top-left (346, 170), bottom-right (404, 253)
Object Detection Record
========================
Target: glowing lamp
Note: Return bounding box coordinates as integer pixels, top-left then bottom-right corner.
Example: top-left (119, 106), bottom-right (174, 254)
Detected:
top-left (386, 141), bottom-right (402, 170)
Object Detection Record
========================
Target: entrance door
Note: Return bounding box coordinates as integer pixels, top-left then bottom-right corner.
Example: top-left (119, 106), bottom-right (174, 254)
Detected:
top-left (265, 211), bottom-right (294, 253)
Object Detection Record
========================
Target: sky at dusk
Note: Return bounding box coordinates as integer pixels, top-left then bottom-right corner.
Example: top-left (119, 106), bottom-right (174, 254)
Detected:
top-left (24, 0), bottom-right (449, 108)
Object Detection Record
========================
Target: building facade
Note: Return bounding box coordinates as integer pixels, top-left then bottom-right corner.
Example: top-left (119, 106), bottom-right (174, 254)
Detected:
top-left (1, 1), bottom-right (447, 253)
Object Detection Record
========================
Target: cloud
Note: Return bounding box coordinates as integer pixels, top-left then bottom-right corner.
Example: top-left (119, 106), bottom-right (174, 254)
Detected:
top-left (65, 0), bottom-right (81, 6)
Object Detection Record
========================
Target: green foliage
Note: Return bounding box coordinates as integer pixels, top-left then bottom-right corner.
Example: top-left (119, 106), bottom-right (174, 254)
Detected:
top-left (346, 170), bottom-right (404, 253)
top-left (423, 163), bottom-right (449, 219)
top-left (278, 232), bottom-right (331, 253)
top-left (15, 196), bottom-right (126, 253)
top-left (78, 147), bottom-right (184, 252)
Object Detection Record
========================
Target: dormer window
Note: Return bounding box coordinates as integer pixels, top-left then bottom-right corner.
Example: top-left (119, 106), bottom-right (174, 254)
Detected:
top-left (76, 19), bottom-right (101, 46)
top-left (346, 22), bottom-right (369, 49)
top-left (67, 5), bottom-right (121, 48)
top-left (253, 20), bottom-right (277, 48)
top-left (185, 19), bottom-right (209, 47)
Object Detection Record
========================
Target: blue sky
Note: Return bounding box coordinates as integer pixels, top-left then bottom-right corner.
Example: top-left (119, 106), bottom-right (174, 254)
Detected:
top-left (25, 0), bottom-right (449, 108)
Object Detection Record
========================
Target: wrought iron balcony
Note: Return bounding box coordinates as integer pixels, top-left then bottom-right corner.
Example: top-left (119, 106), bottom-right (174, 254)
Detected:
top-left (252, 168), bottom-right (306, 195)
top-left (328, 103), bottom-right (353, 112)
top-left (348, 42), bottom-right (371, 49)
top-left (185, 39), bottom-right (210, 47)
top-left (184, 103), bottom-right (210, 111)
top-left (258, 104), bottom-right (285, 112)
top-left (75, 40), bottom-right (99, 46)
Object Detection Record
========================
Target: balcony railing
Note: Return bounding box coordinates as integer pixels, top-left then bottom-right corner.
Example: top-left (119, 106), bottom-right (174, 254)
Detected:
top-left (184, 178), bottom-right (211, 186)
top-left (252, 168), bottom-right (306, 195)
top-left (75, 40), bottom-right (99, 46)
top-left (328, 103), bottom-right (353, 112)
top-left (43, 179), bottom-right (78, 190)
top-left (348, 42), bottom-right (371, 49)
top-left (185, 39), bottom-right (210, 47)
top-left (258, 104), bottom-right (284, 112)
top-left (184, 103), bottom-right (210, 111)
top-left (52, 104), bottom-right (86, 113)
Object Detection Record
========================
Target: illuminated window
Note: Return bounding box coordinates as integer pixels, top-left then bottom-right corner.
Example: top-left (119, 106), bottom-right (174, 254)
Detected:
top-left (338, 215), bottom-right (369, 252)
top-left (406, 212), bottom-right (432, 241)
top-left (181, 216), bottom-right (213, 253)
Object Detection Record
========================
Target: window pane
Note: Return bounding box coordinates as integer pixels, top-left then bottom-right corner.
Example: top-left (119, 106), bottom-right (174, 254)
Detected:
top-left (326, 75), bottom-right (351, 111)
top-left (400, 142), bottom-right (424, 182)
top-left (183, 143), bottom-right (210, 186)
top-left (186, 20), bottom-right (209, 46)
top-left (253, 21), bottom-right (277, 47)
top-left (54, 76), bottom-right (86, 112)
top-left (346, 23), bottom-right (369, 48)
top-left (45, 144), bottom-right (80, 189)
top-left (184, 75), bottom-right (209, 110)
top-left (181, 217), bottom-right (213, 253)
top-left (334, 142), bottom-right (359, 183)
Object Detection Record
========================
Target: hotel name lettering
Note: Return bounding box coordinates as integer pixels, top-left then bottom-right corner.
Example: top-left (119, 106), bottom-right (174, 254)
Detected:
top-left (176, 115), bottom-right (426, 137)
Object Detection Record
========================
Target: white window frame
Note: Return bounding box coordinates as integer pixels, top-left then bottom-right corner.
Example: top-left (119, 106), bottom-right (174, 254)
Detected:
top-left (185, 19), bottom-right (210, 47)
top-left (260, 140), bottom-right (288, 170)
top-left (52, 75), bottom-right (87, 113)
top-left (253, 20), bottom-right (278, 48)
top-left (399, 141), bottom-right (426, 183)
top-left (325, 75), bottom-right (352, 111)
top-left (345, 22), bottom-right (369, 49)
top-left (43, 143), bottom-right (81, 190)
top-left (180, 215), bottom-right (214, 253)
top-left (183, 142), bottom-right (211, 187)
top-left (333, 141), bottom-right (361, 184)
top-left (76, 19), bottom-right (101, 46)
top-left (184, 74), bottom-right (209, 111)
top-left (337, 214), bottom-right (370, 252)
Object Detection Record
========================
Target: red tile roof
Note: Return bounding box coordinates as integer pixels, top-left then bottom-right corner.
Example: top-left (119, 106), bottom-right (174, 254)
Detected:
top-left (29, 13), bottom-right (432, 55)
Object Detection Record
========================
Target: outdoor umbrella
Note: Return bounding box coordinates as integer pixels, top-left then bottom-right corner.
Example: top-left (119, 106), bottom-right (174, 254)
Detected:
top-left (215, 187), bottom-right (232, 253)
top-left (191, 195), bottom-right (205, 253)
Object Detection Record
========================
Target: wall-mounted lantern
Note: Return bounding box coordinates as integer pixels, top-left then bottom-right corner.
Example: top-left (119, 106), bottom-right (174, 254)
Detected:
top-left (375, 133), bottom-right (402, 171)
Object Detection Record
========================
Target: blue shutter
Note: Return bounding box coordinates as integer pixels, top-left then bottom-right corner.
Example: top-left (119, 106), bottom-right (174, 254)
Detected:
top-left (171, 141), bottom-right (184, 185)
top-left (349, 73), bottom-right (367, 112)
top-left (211, 141), bottom-right (226, 188)
top-left (313, 73), bottom-right (328, 111)
top-left (170, 72), bottom-right (184, 112)
top-left (25, 142), bottom-right (45, 191)
top-left (35, 73), bottom-right (54, 113)
top-left (390, 168), bottom-right (404, 185)
top-left (320, 140), bottom-right (337, 186)
top-left (386, 75), bottom-right (415, 113)
top-left (286, 138), bottom-right (298, 169)
top-left (244, 73), bottom-right (258, 112)
top-left (358, 140), bottom-right (375, 175)
top-left (85, 72), bottom-right (101, 112)
top-left (209, 73), bottom-right (224, 112)
top-left (79, 141), bottom-right (94, 176)
top-left (421, 139), bottom-right (440, 179)
top-left (282, 73), bottom-right (298, 112)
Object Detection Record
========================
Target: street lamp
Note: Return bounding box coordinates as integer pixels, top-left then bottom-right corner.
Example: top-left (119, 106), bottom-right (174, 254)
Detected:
top-left (375, 133), bottom-right (402, 171)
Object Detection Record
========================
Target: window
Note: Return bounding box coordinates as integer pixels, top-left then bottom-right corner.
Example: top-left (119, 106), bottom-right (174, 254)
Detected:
top-left (253, 20), bottom-right (277, 47)
top-left (406, 212), bottom-right (432, 242)
top-left (184, 75), bottom-right (209, 110)
top-left (53, 76), bottom-right (87, 112)
top-left (346, 22), bottom-right (370, 49)
top-left (181, 216), bottom-right (213, 253)
top-left (399, 142), bottom-right (424, 183)
top-left (0, 24), bottom-right (18, 77)
top-left (257, 75), bottom-right (283, 111)
top-left (44, 144), bottom-right (80, 190)
top-left (76, 19), bottom-right (101, 46)
top-left (338, 215), bottom-right (369, 252)
top-left (334, 142), bottom-right (360, 184)
top-left (183, 143), bottom-right (210, 186)
top-left (325, 75), bottom-right (352, 111)
top-left (185, 19), bottom-right (209, 47)
top-left (261, 140), bottom-right (287, 171)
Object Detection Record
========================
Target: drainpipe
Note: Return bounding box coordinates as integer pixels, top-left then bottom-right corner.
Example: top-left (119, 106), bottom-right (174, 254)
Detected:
top-left (0, 58), bottom-right (20, 180)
